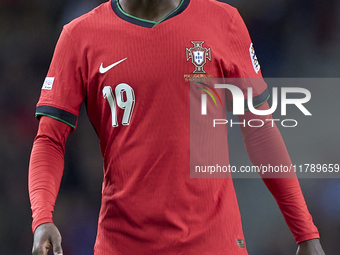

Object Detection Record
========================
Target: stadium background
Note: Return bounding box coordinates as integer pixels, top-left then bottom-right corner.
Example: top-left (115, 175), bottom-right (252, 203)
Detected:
top-left (0, 0), bottom-right (339, 254)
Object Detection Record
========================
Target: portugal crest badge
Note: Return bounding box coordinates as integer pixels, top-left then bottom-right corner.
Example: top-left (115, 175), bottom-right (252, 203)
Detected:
top-left (186, 41), bottom-right (211, 73)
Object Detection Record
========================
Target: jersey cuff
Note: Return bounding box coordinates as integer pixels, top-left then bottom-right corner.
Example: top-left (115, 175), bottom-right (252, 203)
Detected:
top-left (227, 88), bottom-right (270, 112)
top-left (35, 106), bottom-right (77, 128)
top-left (295, 233), bottom-right (320, 244)
top-left (245, 88), bottom-right (270, 110)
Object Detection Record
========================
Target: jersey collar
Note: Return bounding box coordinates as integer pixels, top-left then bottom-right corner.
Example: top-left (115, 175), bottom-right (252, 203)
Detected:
top-left (111, 0), bottom-right (190, 28)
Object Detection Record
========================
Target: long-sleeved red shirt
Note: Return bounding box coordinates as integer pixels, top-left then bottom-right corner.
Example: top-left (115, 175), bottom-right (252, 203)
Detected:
top-left (29, 1), bottom-right (319, 254)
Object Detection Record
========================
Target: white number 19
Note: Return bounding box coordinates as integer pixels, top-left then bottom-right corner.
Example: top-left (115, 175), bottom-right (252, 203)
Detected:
top-left (102, 83), bottom-right (135, 127)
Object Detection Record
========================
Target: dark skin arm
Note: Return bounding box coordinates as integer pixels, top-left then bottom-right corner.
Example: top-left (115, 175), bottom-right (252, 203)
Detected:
top-left (297, 239), bottom-right (325, 255)
top-left (32, 223), bottom-right (63, 255)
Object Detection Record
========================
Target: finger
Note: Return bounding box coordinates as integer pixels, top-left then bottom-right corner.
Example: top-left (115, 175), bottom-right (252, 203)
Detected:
top-left (32, 245), bottom-right (48, 255)
top-left (53, 246), bottom-right (63, 255)
top-left (52, 243), bottom-right (63, 255)
top-left (51, 235), bottom-right (63, 255)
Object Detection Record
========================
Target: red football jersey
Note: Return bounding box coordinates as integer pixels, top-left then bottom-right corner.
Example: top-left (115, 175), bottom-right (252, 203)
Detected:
top-left (36, 0), bottom-right (268, 254)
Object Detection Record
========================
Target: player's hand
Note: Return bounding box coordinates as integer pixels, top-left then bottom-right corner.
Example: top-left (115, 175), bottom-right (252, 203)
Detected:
top-left (32, 223), bottom-right (63, 255)
top-left (296, 239), bottom-right (325, 255)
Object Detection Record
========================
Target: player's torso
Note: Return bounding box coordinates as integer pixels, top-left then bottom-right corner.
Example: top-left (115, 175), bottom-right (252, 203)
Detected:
top-left (78, 0), bottom-right (231, 157)
top-left (68, 2), bottom-right (247, 254)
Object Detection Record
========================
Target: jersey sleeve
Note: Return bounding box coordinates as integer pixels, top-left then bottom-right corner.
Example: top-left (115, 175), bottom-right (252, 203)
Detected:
top-left (36, 26), bottom-right (87, 129)
top-left (29, 117), bottom-right (71, 233)
top-left (225, 9), bottom-right (269, 110)
top-left (239, 102), bottom-right (320, 243)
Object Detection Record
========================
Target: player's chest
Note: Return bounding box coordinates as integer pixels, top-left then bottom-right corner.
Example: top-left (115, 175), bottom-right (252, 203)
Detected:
top-left (85, 27), bottom-right (228, 92)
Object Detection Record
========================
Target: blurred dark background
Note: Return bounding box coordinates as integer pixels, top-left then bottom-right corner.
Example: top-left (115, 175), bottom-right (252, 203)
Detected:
top-left (0, 0), bottom-right (339, 254)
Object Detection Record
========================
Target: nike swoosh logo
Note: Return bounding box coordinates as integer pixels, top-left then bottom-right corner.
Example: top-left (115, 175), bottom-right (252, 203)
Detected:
top-left (99, 57), bottom-right (127, 74)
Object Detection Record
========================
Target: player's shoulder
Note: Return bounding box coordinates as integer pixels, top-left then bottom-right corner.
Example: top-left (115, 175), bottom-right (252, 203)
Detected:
top-left (62, 1), bottom-right (112, 35)
top-left (193, 0), bottom-right (239, 19)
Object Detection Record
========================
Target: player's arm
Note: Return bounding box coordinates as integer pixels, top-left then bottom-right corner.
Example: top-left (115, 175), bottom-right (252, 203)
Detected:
top-left (238, 102), bottom-right (325, 254)
top-left (29, 16), bottom-right (86, 253)
top-left (224, 7), bottom-right (325, 253)
top-left (29, 116), bottom-right (72, 255)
